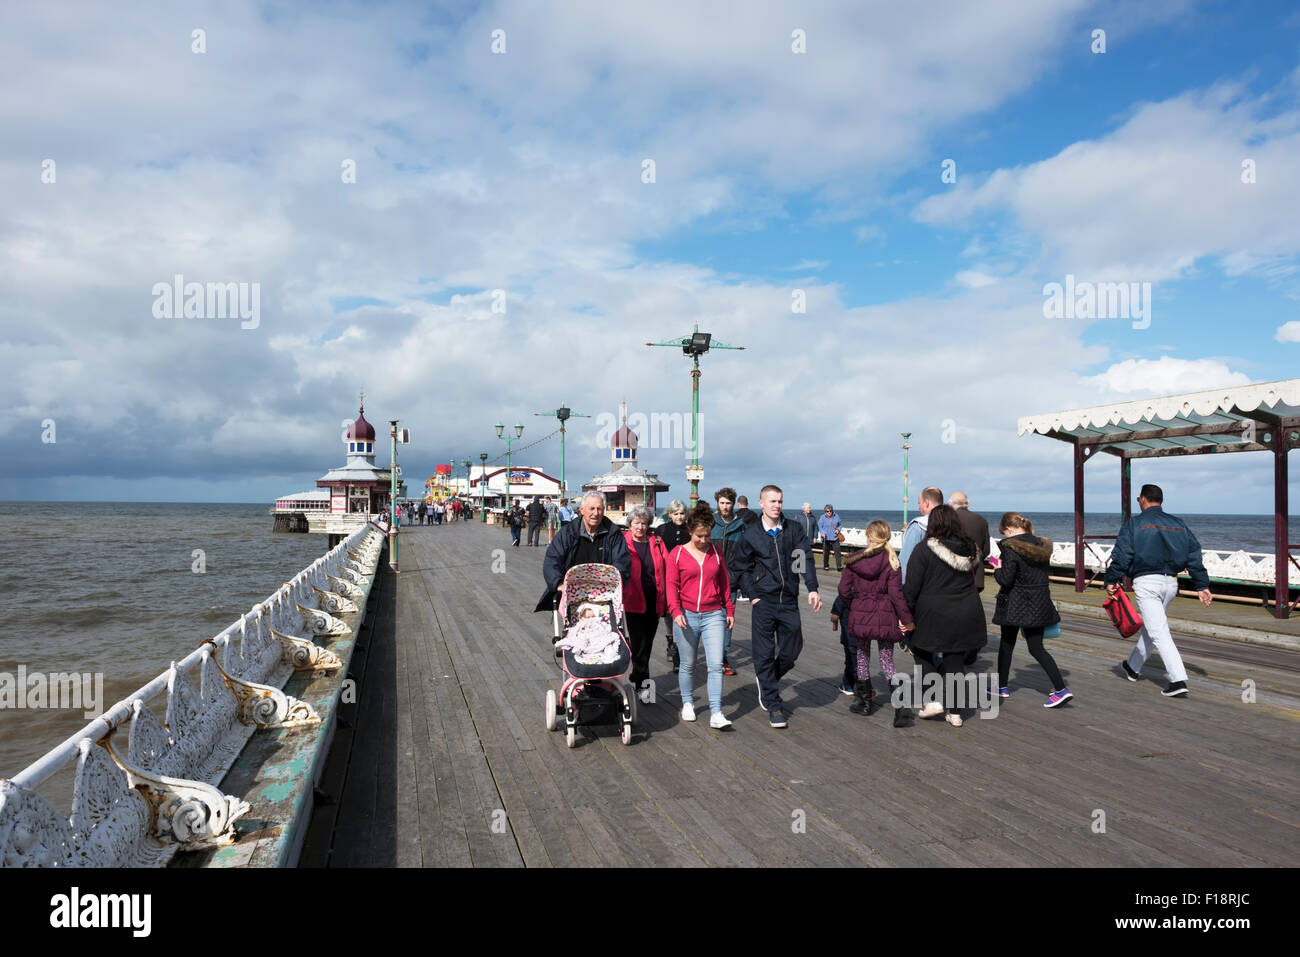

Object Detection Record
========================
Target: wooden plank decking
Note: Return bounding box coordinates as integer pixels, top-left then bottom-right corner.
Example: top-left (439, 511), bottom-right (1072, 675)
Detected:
top-left (302, 522), bottom-right (1300, 867)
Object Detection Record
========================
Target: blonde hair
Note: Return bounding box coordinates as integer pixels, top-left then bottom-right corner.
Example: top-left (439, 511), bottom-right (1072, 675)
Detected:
top-left (867, 520), bottom-right (900, 571)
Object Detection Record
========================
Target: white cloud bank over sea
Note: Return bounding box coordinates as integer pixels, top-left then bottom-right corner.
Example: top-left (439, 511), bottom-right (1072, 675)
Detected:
top-left (1, 0), bottom-right (1295, 514)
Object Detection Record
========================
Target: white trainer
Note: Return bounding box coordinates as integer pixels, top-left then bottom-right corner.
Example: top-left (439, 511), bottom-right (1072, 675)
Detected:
top-left (681, 703), bottom-right (696, 722)
top-left (638, 686), bottom-right (653, 705)
top-left (709, 711), bottom-right (732, 729)
top-left (918, 701), bottom-right (945, 719)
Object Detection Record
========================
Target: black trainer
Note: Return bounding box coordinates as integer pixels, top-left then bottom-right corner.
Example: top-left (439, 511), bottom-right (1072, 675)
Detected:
top-left (1120, 661), bottom-right (1140, 682)
top-left (1161, 681), bottom-right (1189, 697)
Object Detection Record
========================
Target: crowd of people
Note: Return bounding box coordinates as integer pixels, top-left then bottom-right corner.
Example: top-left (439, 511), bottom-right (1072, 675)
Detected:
top-left (528, 481), bottom-right (1212, 731)
top-left (399, 498), bottom-right (473, 525)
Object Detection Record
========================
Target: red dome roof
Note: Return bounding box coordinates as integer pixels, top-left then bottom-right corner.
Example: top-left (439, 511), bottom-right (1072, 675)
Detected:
top-left (348, 410), bottom-right (376, 442)
top-left (612, 425), bottom-right (638, 449)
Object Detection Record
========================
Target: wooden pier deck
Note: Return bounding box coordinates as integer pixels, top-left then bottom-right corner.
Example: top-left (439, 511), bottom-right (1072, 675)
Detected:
top-left (302, 521), bottom-right (1300, 868)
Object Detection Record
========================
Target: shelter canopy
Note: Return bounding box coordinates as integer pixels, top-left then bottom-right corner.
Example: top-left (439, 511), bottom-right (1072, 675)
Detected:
top-left (1019, 379), bottom-right (1300, 459)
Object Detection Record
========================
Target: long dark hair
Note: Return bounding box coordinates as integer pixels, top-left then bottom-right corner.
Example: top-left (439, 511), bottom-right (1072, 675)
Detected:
top-left (925, 504), bottom-right (976, 553)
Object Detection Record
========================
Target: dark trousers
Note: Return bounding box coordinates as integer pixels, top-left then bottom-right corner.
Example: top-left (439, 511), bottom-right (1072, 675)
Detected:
top-left (663, 615), bottom-right (678, 661)
top-left (998, 625), bottom-right (1065, 690)
top-left (527, 522), bottom-right (543, 546)
top-left (626, 610), bottom-right (659, 687)
top-left (841, 637), bottom-right (857, 686)
top-left (510, 525), bottom-right (521, 545)
top-left (822, 538), bottom-right (842, 569)
top-left (751, 600), bottom-right (804, 712)
top-left (913, 647), bottom-right (966, 710)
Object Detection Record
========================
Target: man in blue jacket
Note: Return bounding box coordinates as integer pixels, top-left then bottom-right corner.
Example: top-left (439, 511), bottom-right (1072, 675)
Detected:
top-left (735, 485), bottom-right (821, 728)
top-left (1104, 484), bottom-right (1213, 698)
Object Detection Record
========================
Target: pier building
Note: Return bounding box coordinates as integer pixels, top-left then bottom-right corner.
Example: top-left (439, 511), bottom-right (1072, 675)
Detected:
top-left (272, 400), bottom-right (393, 538)
top-left (582, 404), bottom-right (669, 519)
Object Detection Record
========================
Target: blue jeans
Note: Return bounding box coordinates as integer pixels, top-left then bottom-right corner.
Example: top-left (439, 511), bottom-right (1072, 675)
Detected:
top-left (675, 609), bottom-right (726, 713)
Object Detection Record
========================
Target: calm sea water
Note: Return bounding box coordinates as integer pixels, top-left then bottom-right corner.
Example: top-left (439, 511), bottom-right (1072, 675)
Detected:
top-left (1, 502), bottom-right (1291, 794)
top-left (0, 503), bottom-right (327, 784)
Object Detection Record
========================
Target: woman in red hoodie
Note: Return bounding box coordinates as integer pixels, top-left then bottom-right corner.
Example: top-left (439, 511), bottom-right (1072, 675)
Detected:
top-left (665, 502), bottom-right (736, 729)
top-left (624, 506), bottom-right (670, 705)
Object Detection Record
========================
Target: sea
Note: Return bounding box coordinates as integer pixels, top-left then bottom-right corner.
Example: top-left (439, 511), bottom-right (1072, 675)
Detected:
top-left (1, 501), bottom-right (1293, 801)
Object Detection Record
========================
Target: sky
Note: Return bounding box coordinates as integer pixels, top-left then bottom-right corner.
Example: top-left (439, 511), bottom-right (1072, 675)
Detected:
top-left (3, 0), bottom-right (1299, 516)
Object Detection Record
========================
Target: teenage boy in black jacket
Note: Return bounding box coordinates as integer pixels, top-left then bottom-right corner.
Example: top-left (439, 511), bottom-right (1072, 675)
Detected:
top-left (735, 485), bottom-right (821, 728)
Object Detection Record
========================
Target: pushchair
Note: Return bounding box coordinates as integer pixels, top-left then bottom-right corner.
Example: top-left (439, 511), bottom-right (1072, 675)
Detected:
top-left (545, 563), bottom-right (635, 747)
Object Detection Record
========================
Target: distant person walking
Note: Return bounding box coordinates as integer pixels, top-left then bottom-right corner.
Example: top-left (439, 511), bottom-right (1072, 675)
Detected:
top-left (558, 498), bottom-right (576, 523)
top-left (656, 500), bottom-right (692, 672)
top-left (900, 487), bottom-right (943, 585)
top-left (507, 500), bottom-right (525, 547)
top-left (418, 502), bottom-right (428, 526)
top-left (735, 495), bottom-right (759, 526)
top-left (796, 503), bottom-right (818, 544)
top-left (839, 520), bottom-right (914, 725)
top-left (545, 497), bottom-right (559, 542)
top-left (525, 497), bottom-right (545, 546)
top-left (735, 485), bottom-right (821, 729)
top-left (902, 505), bottom-right (985, 727)
top-left (818, 504), bottom-right (844, 571)
top-left (623, 506), bottom-right (670, 704)
top-left (665, 502), bottom-right (735, 728)
top-left (993, 513), bottom-right (1071, 707)
top-left (1105, 484), bottom-right (1212, 698)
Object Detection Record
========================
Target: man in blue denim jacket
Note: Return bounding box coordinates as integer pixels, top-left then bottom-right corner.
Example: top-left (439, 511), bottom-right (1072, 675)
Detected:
top-left (1104, 484), bottom-right (1212, 698)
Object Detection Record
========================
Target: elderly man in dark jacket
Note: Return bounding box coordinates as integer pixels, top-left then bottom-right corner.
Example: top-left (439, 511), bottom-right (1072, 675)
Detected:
top-left (535, 492), bottom-right (632, 613)
top-left (949, 492), bottom-right (990, 590)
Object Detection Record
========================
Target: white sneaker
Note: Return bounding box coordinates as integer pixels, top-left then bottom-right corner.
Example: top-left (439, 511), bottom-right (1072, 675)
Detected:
top-left (709, 711), bottom-right (732, 729)
top-left (638, 687), bottom-right (653, 705)
top-left (681, 703), bottom-right (696, 722)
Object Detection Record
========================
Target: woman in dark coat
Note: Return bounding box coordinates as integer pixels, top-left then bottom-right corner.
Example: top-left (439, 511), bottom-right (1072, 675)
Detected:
top-left (838, 520), bottom-right (914, 724)
top-left (655, 500), bottom-right (691, 672)
top-left (993, 512), bottom-right (1072, 707)
top-left (902, 505), bottom-right (986, 727)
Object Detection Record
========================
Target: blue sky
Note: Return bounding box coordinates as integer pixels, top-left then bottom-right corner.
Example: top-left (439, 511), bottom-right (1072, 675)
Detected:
top-left (2, 0), bottom-right (1298, 515)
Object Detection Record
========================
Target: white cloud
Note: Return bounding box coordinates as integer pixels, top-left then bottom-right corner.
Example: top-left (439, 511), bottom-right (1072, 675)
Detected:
top-left (1081, 357), bottom-right (1252, 398)
top-left (914, 84), bottom-right (1300, 282)
top-left (1275, 321), bottom-right (1300, 343)
top-left (955, 270), bottom-right (1000, 289)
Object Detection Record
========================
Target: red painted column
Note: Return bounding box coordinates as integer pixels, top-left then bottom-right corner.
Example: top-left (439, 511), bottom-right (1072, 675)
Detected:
top-left (1121, 457), bottom-right (1132, 524)
top-left (1275, 432), bottom-right (1290, 619)
top-left (1074, 443), bottom-right (1086, 592)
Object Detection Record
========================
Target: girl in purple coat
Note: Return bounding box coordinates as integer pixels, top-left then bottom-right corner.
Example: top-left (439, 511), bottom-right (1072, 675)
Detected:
top-left (837, 520), bottom-right (915, 725)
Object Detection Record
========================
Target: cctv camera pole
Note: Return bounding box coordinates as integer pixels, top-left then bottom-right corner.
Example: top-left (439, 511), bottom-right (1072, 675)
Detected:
top-left (647, 324), bottom-right (744, 506)
top-left (534, 404), bottom-right (590, 498)
top-left (901, 432), bottom-right (912, 529)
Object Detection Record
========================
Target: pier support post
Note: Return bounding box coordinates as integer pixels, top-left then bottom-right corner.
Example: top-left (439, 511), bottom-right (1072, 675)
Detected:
top-left (1274, 431), bottom-right (1290, 619)
top-left (1073, 442), bottom-right (1086, 592)
top-left (1120, 457), bottom-right (1131, 525)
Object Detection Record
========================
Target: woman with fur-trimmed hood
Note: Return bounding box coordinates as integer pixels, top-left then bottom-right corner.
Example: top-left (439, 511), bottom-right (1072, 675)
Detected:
top-left (838, 520), bottom-right (914, 723)
top-left (902, 504), bottom-right (987, 727)
top-left (992, 512), bottom-right (1072, 708)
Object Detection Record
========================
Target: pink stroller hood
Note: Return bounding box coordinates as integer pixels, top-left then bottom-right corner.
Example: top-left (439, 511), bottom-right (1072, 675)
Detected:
top-left (560, 563), bottom-right (625, 623)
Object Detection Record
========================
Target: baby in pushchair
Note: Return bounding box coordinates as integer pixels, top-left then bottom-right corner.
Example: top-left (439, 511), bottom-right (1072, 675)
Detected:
top-left (544, 563), bottom-right (635, 747)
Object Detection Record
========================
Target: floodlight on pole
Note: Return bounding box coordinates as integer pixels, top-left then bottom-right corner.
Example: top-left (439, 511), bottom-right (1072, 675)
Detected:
top-left (647, 323), bottom-right (744, 505)
top-left (536, 402), bottom-right (591, 497)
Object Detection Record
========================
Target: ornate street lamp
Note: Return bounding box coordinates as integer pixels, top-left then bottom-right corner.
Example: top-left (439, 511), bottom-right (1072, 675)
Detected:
top-left (479, 452), bottom-right (489, 522)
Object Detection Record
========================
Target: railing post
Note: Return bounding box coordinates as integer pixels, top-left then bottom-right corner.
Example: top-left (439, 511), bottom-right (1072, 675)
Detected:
top-left (1074, 442), bottom-right (1086, 592)
top-left (1274, 430), bottom-right (1290, 619)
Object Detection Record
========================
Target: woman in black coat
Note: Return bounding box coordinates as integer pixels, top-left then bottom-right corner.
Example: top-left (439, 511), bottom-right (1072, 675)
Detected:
top-left (992, 512), bottom-right (1071, 707)
top-left (902, 505), bottom-right (987, 727)
top-left (656, 501), bottom-right (692, 672)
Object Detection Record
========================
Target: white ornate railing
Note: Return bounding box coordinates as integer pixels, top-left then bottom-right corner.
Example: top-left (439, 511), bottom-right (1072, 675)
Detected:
top-left (0, 522), bottom-right (388, 868)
